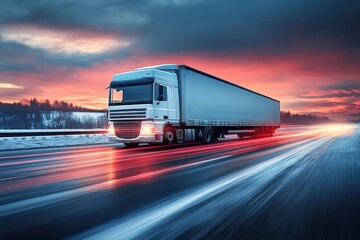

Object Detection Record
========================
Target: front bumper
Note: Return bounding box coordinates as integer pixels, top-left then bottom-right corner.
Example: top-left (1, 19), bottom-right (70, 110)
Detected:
top-left (108, 121), bottom-right (163, 143)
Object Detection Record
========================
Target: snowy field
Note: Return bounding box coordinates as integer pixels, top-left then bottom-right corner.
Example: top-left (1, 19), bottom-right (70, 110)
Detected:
top-left (0, 134), bottom-right (112, 151)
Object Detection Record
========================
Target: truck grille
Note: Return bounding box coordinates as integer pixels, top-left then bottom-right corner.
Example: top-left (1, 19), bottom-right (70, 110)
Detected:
top-left (109, 108), bottom-right (146, 121)
top-left (114, 121), bottom-right (141, 139)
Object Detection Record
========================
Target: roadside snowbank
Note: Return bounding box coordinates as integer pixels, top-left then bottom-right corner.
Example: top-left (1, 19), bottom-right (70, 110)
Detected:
top-left (0, 134), bottom-right (111, 151)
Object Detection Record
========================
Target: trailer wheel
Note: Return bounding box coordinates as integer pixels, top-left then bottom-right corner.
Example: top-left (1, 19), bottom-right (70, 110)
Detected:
top-left (124, 143), bottom-right (139, 148)
top-left (164, 126), bottom-right (176, 144)
top-left (203, 127), bottom-right (214, 143)
top-left (257, 127), bottom-right (264, 137)
top-left (266, 127), bottom-right (271, 137)
top-left (268, 127), bottom-right (275, 137)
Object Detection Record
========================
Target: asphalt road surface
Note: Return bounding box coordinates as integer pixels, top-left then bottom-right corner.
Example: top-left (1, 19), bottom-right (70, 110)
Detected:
top-left (0, 124), bottom-right (359, 240)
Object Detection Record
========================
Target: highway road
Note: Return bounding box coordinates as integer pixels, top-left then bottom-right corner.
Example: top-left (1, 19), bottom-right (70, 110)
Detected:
top-left (0, 124), bottom-right (359, 239)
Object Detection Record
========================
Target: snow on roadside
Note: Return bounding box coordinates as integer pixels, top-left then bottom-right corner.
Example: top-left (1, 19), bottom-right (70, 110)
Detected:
top-left (0, 129), bottom-right (106, 133)
top-left (0, 134), bottom-right (113, 151)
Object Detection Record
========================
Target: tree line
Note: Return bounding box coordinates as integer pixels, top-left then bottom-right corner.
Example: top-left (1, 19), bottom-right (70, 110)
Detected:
top-left (0, 98), bottom-right (107, 129)
top-left (0, 99), bottom-right (333, 129)
top-left (0, 98), bottom-right (105, 112)
top-left (280, 111), bottom-right (331, 124)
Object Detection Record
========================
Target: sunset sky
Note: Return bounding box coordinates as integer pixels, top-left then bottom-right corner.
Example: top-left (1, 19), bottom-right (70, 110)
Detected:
top-left (0, 0), bottom-right (359, 121)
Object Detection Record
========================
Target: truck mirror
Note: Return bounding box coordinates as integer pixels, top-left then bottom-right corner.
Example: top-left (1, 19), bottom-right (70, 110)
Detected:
top-left (158, 95), bottom-right (164, 101)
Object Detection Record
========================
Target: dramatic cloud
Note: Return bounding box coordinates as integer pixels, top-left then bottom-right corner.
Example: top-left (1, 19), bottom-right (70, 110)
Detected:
top-left (287, 80), bottom-right (360, 120)
top-left (299, 82), bottom-right (360, 99)
top-left (1, 25), bottom-right (130, 55)
top-left (1, 0), bottom-right (358, 55)
top-left (324, 80), bottom-right (360, 91)
top-left (0, 0), bottom-right (359, 120)
top-left (0, 83), bottom-right (23, 89)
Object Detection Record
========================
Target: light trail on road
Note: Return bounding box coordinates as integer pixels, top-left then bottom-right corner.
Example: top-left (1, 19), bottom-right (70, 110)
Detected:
top-left (0, 124), bottom-right (359, 239)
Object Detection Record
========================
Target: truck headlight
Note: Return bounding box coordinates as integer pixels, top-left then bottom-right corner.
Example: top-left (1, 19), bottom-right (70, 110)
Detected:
top-left (108, 123), bottom-right (115, 135)
top-left (141, 123), bottom-right (155, 134)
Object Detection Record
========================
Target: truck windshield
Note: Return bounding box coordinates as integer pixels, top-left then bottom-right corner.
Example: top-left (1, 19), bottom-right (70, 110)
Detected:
top-left (109, 83), bottom-right (153, 105)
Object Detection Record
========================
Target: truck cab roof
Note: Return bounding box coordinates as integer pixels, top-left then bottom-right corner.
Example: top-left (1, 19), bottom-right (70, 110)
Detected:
top-left (111, 66), bottom-right (178, 88)
top-left (134, 64), bottom-right (179, 71)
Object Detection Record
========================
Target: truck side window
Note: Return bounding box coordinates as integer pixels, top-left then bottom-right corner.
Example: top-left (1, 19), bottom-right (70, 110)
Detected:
top-left (155, 84), bottom-right (167, 101)
top-left (112, 89), bottom-right (123, 103)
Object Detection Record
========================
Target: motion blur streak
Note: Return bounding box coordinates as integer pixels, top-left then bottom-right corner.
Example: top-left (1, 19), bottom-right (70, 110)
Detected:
top-left (0, 124), bottom-right (359, 239)
top-left (75, 135), bottom-right (330, 240)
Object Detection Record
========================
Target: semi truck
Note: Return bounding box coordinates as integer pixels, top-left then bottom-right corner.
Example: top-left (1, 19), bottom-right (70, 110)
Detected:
top-left (107, 64), bottom-right (280, 147)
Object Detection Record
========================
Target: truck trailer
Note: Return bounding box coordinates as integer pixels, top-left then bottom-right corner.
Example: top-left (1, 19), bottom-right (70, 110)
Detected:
top-left (107, 64), bottom-right (280, 147)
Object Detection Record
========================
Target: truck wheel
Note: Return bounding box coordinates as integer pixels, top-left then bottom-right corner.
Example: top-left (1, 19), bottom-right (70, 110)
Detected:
top-left (237, 133), bottom-right (244, 139)
top-left (124, 143), bottom-right (139, 148)
top-left (164, 126), bottom-right (176, 144)
top-left (203, 127), bottom-right (214, 143)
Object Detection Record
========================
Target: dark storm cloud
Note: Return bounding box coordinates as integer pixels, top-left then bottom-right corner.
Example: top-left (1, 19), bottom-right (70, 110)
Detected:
top-left (0, 0), bottom-right (359, 79)
top-left (1, 0), bottom-right (359, 54)
top-left (138, 0), bottom-right (360, 53)
top-left (298, 80), bottom-right (360, 99)
top-left (299, 91), bottom-right (360, 99)
top-left (288, 100), bottom-right (356, 109)
top-left (0, 0), bottom-right (146, 71)
top-left (324, 80), bottom-right (360, 91)
top-left (0, 33), bottom-right (132, 74)
top-left (0, 0), bottom-right (149, 35)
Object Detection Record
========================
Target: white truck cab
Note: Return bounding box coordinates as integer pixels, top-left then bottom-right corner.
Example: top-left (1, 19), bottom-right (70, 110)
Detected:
top-left (108, 64), bottom-right (180, 147)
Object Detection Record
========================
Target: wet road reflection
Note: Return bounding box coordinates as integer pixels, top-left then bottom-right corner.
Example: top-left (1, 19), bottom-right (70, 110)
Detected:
top-left (0, 124), bottom-right (359, 239)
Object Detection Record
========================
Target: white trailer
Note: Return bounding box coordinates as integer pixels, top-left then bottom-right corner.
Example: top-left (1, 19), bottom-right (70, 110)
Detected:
top-left (107, 64), bottom-right (280, 147)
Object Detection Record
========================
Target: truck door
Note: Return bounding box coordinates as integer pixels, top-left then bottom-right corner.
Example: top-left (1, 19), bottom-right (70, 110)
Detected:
top-left (167, 86), bottom-right (177, 120)
top-left (154, 83), bottom-right (169, 120)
